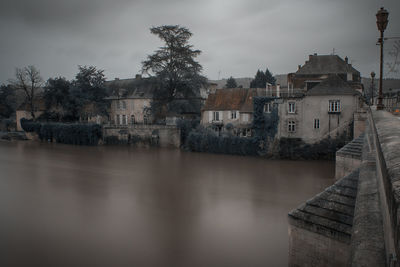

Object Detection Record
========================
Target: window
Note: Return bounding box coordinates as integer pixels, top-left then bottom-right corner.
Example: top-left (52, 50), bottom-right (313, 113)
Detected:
top-left (288, 120), bottom-right (296, 133)
top-left (264, 103), bottom-right (272, 113)
top-left (122, 101), bottom-right (126, 110)
top-left (329, 100), bottom-right (341, 113)
top-left (131, 115), bottom-right (135, 124)
top-left (144, 115), bottom-right (148, 124)
top-left (243, 128), bottom-right (251, 137)
top-left (117, 101), bottom-right (121, 110)
top-left (347, 73), bottom-right (353, 81)
top-left (213, 111), bottom-right (220, 121)
top-left (288, 102), bottom-right (296, 113)
top-left (242, 113), bottom-right (249, 122)
top-left (122, 115), bottom-right (126, 125)
top-left (116, 115), bottom-right (120, 125)
top-left (314, 119), bottom-right (320, 129)
top-left (231, 111), bottom-right (237, 119)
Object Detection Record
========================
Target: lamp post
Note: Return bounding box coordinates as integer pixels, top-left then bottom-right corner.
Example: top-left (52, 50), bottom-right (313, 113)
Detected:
top-left (370, 71), bottom-right (375, 105)
top-left (376, 7), bottom-right (389, 110)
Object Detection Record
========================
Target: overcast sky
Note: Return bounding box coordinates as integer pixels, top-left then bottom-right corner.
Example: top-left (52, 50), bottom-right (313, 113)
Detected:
top-left (0, 0), bottom-right (399, 83)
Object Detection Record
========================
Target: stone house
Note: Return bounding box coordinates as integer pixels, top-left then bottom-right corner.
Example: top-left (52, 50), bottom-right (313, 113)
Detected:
top-left (288, 53), bottom-right (363, 93)
top-left (201, 88), bottom-right (265, 136)
top-left (276, 75), bottom-right (361, 143)
top-left (106, 88), bottom-right (153, 126)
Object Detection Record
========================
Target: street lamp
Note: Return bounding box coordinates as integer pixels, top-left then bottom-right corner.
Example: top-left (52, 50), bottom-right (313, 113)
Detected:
top-left (376, 7), bottom-right (389, 110)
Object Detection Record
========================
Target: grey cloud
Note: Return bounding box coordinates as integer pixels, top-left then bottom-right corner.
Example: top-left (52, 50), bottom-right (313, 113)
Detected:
top-left (0, 0), bottom-right (399, 84)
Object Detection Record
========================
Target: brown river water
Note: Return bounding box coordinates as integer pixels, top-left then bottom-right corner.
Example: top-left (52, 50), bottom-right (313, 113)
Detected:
top-left (0, 141), bottom-right (334, 267)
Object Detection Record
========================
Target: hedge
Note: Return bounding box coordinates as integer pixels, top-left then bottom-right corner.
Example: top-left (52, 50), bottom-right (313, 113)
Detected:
top-left (20, 118), bottom-right (102, 146)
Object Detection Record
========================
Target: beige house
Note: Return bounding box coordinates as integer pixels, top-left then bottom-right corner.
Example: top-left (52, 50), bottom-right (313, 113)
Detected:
top-left (107, 88), bottom-right (153, 125)
top-left (276, 75), bottom-right (361, 143)
top-left (201, 88), bottom-right (265, 136)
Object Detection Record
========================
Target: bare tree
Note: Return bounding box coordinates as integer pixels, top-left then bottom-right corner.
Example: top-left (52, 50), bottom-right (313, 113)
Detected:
top-left (10, 65), bottom-right (43, 119)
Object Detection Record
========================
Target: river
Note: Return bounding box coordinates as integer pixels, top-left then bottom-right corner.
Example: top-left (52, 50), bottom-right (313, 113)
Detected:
top-left (0, 141), bottom-right (334, 267)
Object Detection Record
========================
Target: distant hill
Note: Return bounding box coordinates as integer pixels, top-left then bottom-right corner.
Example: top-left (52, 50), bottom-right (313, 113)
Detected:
top-left (209, 77), bottom-right (253, 89)
top-left (209, 75), bottom-right (400, 93)
top-left (361, 77), bottom-right (400, 93)
top-left (210, 75), bottom-right (288, 89)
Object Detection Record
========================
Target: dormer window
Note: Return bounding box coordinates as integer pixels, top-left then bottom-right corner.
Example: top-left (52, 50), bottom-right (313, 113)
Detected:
top-left (347, 73), bottom-right (353, 81)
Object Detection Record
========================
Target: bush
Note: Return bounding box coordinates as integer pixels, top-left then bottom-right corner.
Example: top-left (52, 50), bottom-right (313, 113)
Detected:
top-left (186, 128), bottom-right (259, 156)
top-left (20, 118), bottom-right (102, 145)
top-left (177, 118), bottom-right (200, 146)
top-left (20, 118), bottom-right (41, 133)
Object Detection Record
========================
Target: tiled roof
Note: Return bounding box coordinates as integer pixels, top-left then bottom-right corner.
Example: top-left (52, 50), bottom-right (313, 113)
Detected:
top-left (202, 88), bottom-right (266, 112)
top-left (105, 78), bottom-right (156, 100)
top-left (296, 55), bottom-right (360, 75)
top-left (202, 88), bottom-right (248, 111)
top-left (306, 75), bottom-right (360, 96)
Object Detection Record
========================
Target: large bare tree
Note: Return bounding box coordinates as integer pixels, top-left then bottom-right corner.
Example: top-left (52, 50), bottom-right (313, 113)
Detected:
top-left (11, 65), bottom-right (43, 119)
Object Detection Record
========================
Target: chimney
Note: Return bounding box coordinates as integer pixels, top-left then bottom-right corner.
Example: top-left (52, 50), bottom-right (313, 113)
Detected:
top-left (298, 65), bottom-right (301, 70)
top-left (135, 74), bottom-right (142, 80)
top-left (309, 54), bottom-right (313, 60)
top-left (276, 84), bottom-right (280, 98)
top-left (314, 53), bottom-right (317, 56)
top-left (345, 56), bottom-right (349, 64)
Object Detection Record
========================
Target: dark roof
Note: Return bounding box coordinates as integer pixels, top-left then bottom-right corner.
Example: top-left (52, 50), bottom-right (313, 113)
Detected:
top-left (288, 169), bottom-right (359, 243)
top-left (306, 75), bottom-right (360, 96)
top-left (296, 55), bottom-right (360, 75)
top-left (105, 77), bottom-right (156, 100)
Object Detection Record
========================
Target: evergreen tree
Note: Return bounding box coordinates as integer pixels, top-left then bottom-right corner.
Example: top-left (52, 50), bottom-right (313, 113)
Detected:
top-left (265, 68), bottom-right (276, 85)
top-left (250, 70), bottom-right (266, 88)
top-left (141, 25), bottom-right (206, 118)
top-left (225, 76), bottom-right (238, 88)
top-left (0, 84), bottom-right (16, 118)
top-left (250, 68), bottom-right (276, 88)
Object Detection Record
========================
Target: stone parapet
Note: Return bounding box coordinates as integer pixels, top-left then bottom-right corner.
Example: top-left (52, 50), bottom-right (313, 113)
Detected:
top-left (370, 109), bottom-right (400, 265)
top-left (350, 126), bottom-right (386, 266)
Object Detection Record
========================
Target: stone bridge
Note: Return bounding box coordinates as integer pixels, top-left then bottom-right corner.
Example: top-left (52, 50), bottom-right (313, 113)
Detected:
top-left (288, 108), bottom-right (400, 267)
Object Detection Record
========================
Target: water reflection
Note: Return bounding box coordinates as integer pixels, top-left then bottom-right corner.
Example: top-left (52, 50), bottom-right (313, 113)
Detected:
top-left (0, 141), bottom-right (334, 267)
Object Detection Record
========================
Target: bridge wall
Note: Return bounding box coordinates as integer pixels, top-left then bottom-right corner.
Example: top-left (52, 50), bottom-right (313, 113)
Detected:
top-left (370, 110), bottom-right (400, 264)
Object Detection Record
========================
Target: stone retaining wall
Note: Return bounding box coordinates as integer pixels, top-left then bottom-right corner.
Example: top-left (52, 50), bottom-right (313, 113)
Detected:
top-left (103, 124), bottom-right (181, 148)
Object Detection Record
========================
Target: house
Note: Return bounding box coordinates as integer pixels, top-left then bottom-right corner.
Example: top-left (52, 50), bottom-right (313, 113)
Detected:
top-left (276, 74), bottom-right (361, 143)
top-left (16, 98), bottom-right (46, 131)
top-left (288, 53), bottom-right (363, 93)
top-left (201, 88), bottom-right (265, 136)
top-left (105, 85), bottom-right (154, 125)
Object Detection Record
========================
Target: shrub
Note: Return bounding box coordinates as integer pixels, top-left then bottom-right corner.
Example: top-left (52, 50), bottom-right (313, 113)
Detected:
top-left (20, 118), bottom-right (102, 145)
